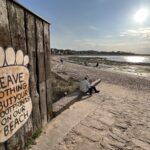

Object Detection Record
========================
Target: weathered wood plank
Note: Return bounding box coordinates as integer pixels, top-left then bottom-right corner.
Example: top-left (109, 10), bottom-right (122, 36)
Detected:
top-left (0, 0), bottom-right (11, 48)
top-left (37, 53), bottom-right (46, 82)
top-left (43, 23), bottom-right (51, 78)
top-left (0, 0), bottom-right (10, 149)
top-left (7, 2), bottom-right (34, 140)
top-left (0, 144), bottom-right (6, 150)
top-left (36, 18), bottom-right (48, 127)
top-left (24, 116), bottom-right (33, 143)
top-left (6, 127), bottom-right (25, 150)
top-left (6, 1), bottom-right (26, 149)
top-left (39, 81), bottom-right (47, 126)
top-left (7, 0), bottom-right (26, 52)
top-left (26, 12), bottom-right (42, 131)
top-left (43, 23), bottom-right (53, 121)
top-left (36, 19), bottom-right (44, 53)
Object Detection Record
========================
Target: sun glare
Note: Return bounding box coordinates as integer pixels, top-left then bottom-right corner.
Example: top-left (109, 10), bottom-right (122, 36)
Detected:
top-left (134, 8), bottom-right (149, 23)
top-left (125, 56), bottom-right (145, 63)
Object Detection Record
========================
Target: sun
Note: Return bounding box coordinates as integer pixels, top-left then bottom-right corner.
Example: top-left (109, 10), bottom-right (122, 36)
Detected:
top-left (134, 8), bottom-right (149, 23)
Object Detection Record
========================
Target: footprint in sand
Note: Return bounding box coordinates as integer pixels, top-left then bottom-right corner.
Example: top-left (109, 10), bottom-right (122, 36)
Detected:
top-left (0, 47), bottom-right (32, 143)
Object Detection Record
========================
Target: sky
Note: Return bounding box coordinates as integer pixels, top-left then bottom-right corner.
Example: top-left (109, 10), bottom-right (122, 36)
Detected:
top-left (19, 0), bottom-right (150, 54)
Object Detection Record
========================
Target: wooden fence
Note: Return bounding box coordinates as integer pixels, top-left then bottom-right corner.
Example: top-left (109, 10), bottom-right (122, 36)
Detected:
top-left (0, 0), bottom-right (52, 149)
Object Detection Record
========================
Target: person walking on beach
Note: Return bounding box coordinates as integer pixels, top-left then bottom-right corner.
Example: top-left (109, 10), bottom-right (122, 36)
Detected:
top-left (58, 58), bottom-right (64, 72)
top-left (96, 62), bottom-right (99, 67)
top-left (84, 61), bottom-right (88, 66)
top-left (80, 76), bottom-right (99, 95)
top-left (60, 58), bottom-right (63, 64)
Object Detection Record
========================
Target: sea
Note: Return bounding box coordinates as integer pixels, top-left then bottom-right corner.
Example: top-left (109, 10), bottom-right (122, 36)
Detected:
top-left (79, 55), bottom-right (150, 64)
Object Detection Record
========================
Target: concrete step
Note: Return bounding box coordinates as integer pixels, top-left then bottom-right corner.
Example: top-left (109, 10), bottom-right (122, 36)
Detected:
top-left (52, 91), bottom-right (80, 116)
top-left (52, 79), bottom-right (101, 117)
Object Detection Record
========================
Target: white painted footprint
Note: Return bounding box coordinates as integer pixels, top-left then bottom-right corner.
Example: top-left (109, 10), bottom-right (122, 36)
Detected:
top-left (0, 47), bottom-right (32, 143)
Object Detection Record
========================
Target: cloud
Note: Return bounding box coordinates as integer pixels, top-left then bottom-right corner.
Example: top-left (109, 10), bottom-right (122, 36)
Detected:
top-left (71, 37), bottom-right (150, 54)
top-left (120, 27), bottom-right (150, 40)
top-left (105, 35), bottom-right (113, 38)
top-left (52, 27), bottom-right (150, 54)
top-left (53, 36), bottom-right (150, 54)
top-left (88, 25), bottom-right (98, 31)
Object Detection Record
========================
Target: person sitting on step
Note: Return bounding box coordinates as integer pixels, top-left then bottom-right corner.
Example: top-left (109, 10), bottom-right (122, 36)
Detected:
top-left (80, 76), bottom-right (99, 95)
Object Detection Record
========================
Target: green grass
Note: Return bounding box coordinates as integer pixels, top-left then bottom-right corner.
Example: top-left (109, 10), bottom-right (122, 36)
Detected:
top-left (25, 128), bottom-right (42, 149)
top-left (136, 68), bottom-right (150, 73)
top-left (51, 72), bottom-right (79, 103)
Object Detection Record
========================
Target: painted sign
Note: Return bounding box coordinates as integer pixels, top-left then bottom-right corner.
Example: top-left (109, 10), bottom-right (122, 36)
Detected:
top-left (0, 47), bottom-right (32, 143)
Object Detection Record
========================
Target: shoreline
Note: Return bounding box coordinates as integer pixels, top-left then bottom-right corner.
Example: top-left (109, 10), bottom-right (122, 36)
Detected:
top-left (65, 55), bottom-right (150, 80)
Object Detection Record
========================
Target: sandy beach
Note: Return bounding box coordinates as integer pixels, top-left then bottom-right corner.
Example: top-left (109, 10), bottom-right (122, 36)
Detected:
top-left (31, 55), bottom-right (150, 150)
